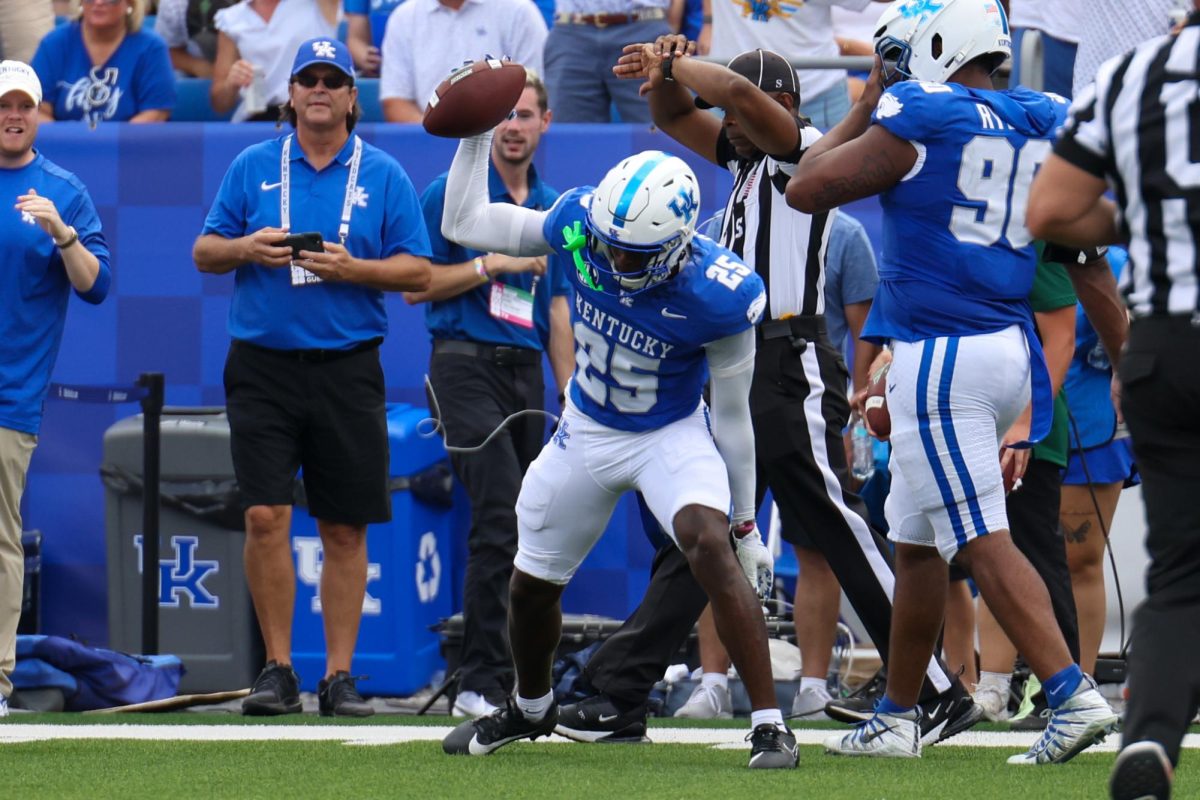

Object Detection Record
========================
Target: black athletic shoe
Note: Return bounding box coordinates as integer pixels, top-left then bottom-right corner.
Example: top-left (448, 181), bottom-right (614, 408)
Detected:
top-left (1110, 741), bottom-right (1174, 800)
top-left (242, 661), bottom-right (302, 716)
top-left (747, 723), bottom-right (799, 769)
top-left (555, 695), bottom-right (650, 743)
top-left (442, 699), bottom-right (559, 756)
top-left (919, 692), bottom-right (984, 745)
top-left (825, 669), bottom-right (887, 724)
top-left (318, 672), bottom-right (374, 718)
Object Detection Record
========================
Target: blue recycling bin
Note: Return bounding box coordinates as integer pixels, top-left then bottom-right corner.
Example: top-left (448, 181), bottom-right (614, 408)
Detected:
top-left (289, 403), bottom-right (454, 695)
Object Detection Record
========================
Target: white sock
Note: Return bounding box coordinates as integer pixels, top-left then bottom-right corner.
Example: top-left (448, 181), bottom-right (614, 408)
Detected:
top-left (751, 708), bottom-right (784, 729)
top-left (979, 671), bottom-right (1012, 692)
top-left (515, 690), bottom-right (553, 721)
top-left (800, 677), bottom-right (828, 695)
top-left (700, 672), bottom-right (729, 691)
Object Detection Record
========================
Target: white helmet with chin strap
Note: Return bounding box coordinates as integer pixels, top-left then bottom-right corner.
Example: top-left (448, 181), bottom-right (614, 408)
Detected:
top-left (872, 0), bottom-right (1012, 85)
top-left (584, 151), bottom-right (699, 294)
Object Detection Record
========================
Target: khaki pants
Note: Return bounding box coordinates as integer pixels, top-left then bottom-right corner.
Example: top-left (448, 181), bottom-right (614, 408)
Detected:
top-left (0, 426), bottom-right (36, 699)
top-left (0, 0), bottom-right (54, 63)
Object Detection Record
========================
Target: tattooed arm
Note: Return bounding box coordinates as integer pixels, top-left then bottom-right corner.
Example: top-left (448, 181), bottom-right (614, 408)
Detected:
top-left (785, 56), bottom-right (916, 213)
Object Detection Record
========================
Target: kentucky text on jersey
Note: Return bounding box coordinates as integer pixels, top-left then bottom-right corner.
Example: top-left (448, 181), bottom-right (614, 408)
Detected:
top-left (574, 294), bottom-right (676, 360)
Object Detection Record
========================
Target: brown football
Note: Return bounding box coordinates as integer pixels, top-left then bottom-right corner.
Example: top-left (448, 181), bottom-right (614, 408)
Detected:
top-left (864, 361), bottom-right (891, 440)
top-left (423, 59), bottom-right (526, 138)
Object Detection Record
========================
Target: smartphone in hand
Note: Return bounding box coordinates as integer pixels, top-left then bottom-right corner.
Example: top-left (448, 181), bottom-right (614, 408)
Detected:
top-left (280, 231), bottom-right (324, 260)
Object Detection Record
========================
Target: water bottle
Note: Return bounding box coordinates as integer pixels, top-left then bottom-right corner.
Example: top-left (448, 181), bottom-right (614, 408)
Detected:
top-left (851, 414), bottom-right (875, 483)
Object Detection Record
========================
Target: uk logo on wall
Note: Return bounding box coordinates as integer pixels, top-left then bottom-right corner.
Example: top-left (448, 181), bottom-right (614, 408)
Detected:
top-left (133, 534), bottom-right (219, 608)
top-left (293, 537), bottom-right (383, 615)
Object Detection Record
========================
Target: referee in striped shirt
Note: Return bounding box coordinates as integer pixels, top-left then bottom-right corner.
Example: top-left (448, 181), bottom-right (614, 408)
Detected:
top-left (1029, 9), bottom-right (1199, 800)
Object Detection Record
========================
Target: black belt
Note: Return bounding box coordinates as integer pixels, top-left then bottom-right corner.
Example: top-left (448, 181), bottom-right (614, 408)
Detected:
top-left (433, 339), bottom-right (541, 366)
top-left (233, 337), bottom-right (382, 363)
top-left (757, 315), bottom-right (826, 341)
top-left (553, 8), bottom-right (666, 26)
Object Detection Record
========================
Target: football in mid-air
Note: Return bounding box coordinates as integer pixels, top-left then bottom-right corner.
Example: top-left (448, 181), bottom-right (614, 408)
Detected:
top-left (423, 58), bottom-right (526, 138)
top-left (863, 361), bottom-right (891, 440)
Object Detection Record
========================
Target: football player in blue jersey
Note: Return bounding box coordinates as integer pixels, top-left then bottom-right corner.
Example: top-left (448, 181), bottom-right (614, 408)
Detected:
top-left (437, 134), bottom-right (798, 769)
top-left (786, 0), bottom-right (1119, 764)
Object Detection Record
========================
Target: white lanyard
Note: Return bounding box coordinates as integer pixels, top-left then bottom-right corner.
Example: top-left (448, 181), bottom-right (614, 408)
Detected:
top-left (279, 133), bottom-right (363, 246)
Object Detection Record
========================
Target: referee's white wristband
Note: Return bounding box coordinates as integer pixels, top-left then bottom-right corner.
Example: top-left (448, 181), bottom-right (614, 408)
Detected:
top-left (473, 256), bottom-right (489, 283)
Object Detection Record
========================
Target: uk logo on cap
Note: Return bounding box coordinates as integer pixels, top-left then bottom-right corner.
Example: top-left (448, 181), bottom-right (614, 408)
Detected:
top-left (291, 37), bottom-right (356, 79)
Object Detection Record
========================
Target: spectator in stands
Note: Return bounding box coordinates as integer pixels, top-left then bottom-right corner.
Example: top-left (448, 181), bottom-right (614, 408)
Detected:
top-left (193, 38), bottom-right (431, 717)
top-left (1007, 0), bottom-right (1078, 96)
top-left (708, 0), bottom-right (892, 131)
top-left (0, 59), bottom-right (111, 717)
top-left (379, 0), bottom-right (546, 123)
top-left (156, 0), bottom-right (238, 78)
top-left (404, 71), bottom-right (573, 717)
top-left (344, 0), bottom-right (403, 77)
top-left (31, 0), bottom-right (176, 126)
top-left (211, 0), bottom-right (339, 122)
top-left (544, 0), bottom-right (677, 123)
top-left (0, 0), bottom-right (54, 64)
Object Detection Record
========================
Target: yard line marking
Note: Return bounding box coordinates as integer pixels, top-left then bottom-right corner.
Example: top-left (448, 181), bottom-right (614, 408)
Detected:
top-left (3, 724), bottom-right (1197, 752)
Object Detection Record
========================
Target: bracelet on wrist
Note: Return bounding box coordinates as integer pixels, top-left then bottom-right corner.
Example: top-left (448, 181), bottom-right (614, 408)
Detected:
top-left (473, 256), bottom-right (489, 283)
top-left (55, 226), bottom-right (79, 250)
top-left (661, 53), bottom-right (675, 82)
top-left (732, 520), bottom-right (755, 537)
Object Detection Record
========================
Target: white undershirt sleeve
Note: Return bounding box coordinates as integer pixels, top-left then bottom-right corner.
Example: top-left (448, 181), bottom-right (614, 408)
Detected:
top-left (704, 328), bottom-right (758, 524)
top-left (442, 131), bottom-right (554, 257)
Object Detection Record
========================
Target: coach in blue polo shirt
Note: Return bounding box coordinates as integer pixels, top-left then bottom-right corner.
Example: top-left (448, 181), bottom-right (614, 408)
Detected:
top-left (403, 71), bottom-right (572, 718)
top-left (193, 37), bottom-right (431, 719)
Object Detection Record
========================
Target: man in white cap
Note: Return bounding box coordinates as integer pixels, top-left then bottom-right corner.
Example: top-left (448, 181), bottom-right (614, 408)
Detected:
top-left (0, 59), bottom-right (111, 716)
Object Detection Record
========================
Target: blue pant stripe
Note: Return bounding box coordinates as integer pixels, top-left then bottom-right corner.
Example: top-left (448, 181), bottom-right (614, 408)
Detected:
top-left (937, 337), bottom-right (988, 548)
top-left (917, 339), bottom-right (968, 547)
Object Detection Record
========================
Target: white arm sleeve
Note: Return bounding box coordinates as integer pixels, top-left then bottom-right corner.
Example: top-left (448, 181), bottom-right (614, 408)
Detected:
top-left (442, 131), bottom-right (554, 257)
top-left (704, 327), bottom-right (757, 524)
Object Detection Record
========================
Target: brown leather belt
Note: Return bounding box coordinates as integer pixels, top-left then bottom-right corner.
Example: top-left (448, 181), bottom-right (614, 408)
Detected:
top-left (553, 8), bottom-right (666, 27)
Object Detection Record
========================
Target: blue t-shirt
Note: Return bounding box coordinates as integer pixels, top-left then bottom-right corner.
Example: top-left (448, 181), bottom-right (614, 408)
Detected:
top-left (343, 0), bottom-right (405, 49)
top-left (544, 187), bottom-right (766, 433)
top-left (32, 23), bottom-right (176, 125)
top-left (421, 162), bottom-right (570, 351)
top-left (0, 153), bottom-right (111, 435)
top-left (863, 81), bottom-right (1068, 344)
top-left (201, 133), bottom-right (432, 350)
top-left (823, 211), bottom-right (878, 357)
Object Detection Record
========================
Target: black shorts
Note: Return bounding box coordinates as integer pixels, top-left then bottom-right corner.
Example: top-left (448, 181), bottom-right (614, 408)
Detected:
top-left (224, 339), bottom-right (390, 526)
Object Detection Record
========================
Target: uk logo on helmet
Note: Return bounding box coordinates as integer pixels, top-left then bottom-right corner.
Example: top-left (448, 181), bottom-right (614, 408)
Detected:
top-left (667, 187), bottom-right (698, 223)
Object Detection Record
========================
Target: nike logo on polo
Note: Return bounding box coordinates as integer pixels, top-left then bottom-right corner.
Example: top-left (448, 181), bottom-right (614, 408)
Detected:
top-left (661, 308), bottom-right (687, 320)
top-left (260, 181), bottom-right (283, 191)
top-left (597, 714), bottom-right (619, 723)
top-left (887, 383), bottom-right (897, 394)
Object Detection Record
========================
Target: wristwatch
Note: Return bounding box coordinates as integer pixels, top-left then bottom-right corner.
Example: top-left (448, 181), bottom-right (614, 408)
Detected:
top-left (661, 53), bottom-right (676, 82)
top-left (55, 226), bottom-right (79, 250)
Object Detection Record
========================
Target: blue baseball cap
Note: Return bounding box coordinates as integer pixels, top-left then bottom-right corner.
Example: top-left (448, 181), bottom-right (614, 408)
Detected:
top-left (290, 38), bottom-right (355, 79)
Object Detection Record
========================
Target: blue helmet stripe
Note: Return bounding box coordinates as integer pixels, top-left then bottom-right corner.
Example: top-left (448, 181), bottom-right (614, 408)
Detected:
top-left (997, 1), bottom-right (1009, 35)
top-left (612, 152), bottom-right (668, 229)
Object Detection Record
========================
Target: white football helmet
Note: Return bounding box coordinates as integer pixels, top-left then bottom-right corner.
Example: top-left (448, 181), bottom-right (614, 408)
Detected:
top-left (584, 151), bottom-right (699, 293)
top-left (872, 0), bottom-right (1012, 85)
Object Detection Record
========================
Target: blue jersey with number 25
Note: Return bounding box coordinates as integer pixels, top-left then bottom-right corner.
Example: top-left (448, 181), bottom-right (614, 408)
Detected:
top-left (862, 81), bottom-right (1069, 344)
top-left (543, 187), bottom-right (767, 433)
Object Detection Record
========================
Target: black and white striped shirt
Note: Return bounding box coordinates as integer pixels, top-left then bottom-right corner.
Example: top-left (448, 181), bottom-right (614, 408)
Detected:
top-left (1055, 18), bottom-right (1200, 318)
top-left (715, 120), bottom-right (832, 321)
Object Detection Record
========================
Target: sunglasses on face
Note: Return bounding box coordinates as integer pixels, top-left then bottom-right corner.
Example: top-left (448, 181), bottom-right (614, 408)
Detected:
top-left (292, 72), bottom-right (353, 90)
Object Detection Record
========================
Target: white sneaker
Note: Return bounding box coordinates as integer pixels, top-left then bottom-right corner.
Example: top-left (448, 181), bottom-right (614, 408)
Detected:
top-left (972, 682), bottom-right (1011, 722)
top-left (452, 690), bottom-right (499, 718)
top-left (674, 683), bottom-right (733, 719)
top-left (1006, 675), bottom-right (1120, 765)
top-left (824, 709), bottom-right (921, 758)
top-left (791, 684), bottom-right (832, 721)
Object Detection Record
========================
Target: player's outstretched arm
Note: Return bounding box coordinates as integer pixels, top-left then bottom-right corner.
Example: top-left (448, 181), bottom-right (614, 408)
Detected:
top-left (704, 328), bottom-right (757, 525)
top-left (442, 130), bottom-right (553, 257)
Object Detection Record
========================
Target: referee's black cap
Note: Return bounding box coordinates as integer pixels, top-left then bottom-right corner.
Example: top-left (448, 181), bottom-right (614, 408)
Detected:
top-left (695, 49), bottom-right (800, 109)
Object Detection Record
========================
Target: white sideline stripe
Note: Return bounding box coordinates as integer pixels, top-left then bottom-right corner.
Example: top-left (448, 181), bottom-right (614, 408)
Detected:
top-left (3, 725), bottom-right (1199, 751)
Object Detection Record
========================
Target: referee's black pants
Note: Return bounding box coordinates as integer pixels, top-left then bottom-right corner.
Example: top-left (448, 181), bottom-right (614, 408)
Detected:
top-left (1117, 316), bottom-right (1200, 766)
top-left (428, 344), bottom-right (545, 703)
top-left (584, 328), bottom-right (961, 707)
